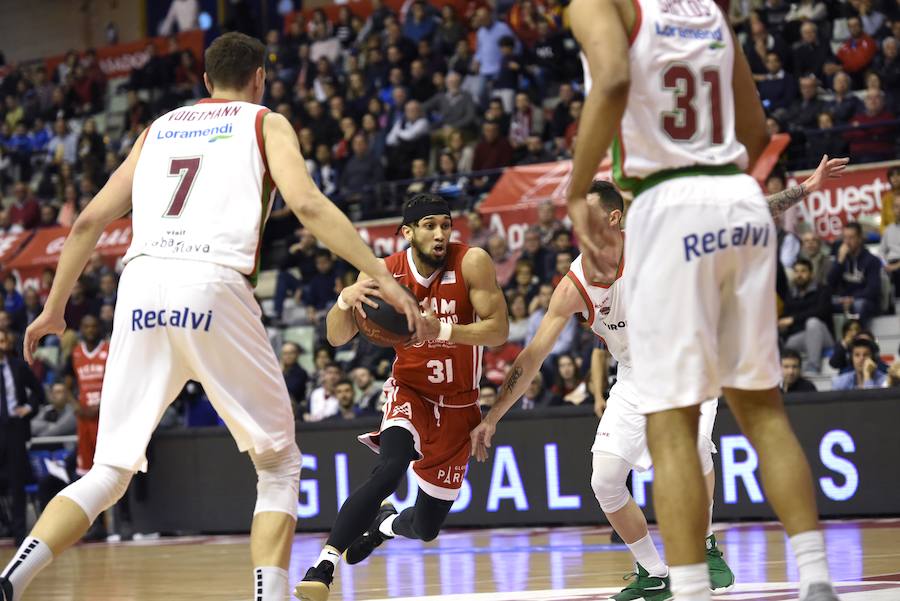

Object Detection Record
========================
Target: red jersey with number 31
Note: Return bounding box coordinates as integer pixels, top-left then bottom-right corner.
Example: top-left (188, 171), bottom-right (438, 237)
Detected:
top-left (384, 243), bottom-right (481, 407)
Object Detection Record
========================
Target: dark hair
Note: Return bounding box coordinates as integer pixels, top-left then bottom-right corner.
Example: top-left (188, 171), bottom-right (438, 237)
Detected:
top-left (767, 167), bottom-right (786, 186)
top-left (314, 248), bottom-right (333, 260)
top-left (282, 341), bottom-right (302, 354)
top-left (499, 35), bottom-right (516, 48)
top-left (335, 378), bottom-right (354, 388)
top-left (793, 257), bottom-right (813, 271)
top-left (844, 221), bottom-right (863, 237)
top-left (323, 361), bottom-right (341, 371)
top-left (888, 166), bottom-right (900, 179)
top-left (850, 336), bottom-right (878, 356)
top-left (781, 348), bottom-right (802, 363)
top-left (314, 345), bottom-right (335, 359)
top-left (589, 179), bottom-right (625, 212)
top-left (204, 32), bottom-right (265, 91)
top-left (841, 319), bottom-right (861, 336)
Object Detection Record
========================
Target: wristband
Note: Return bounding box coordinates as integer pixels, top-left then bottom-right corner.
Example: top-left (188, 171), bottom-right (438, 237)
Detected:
top-left (336, 292), bottom-right (351, 311)
top-left (437, 321), bottom-right (452, 341)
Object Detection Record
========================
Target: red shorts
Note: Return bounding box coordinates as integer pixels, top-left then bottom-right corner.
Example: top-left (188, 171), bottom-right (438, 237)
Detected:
top-left (358, 378), bottom-right (482, 501)
top-left (77, 418), bottom-right (99, 476)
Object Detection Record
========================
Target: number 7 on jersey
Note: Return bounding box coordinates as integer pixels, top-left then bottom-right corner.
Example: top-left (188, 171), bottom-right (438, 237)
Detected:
top-left (164, 157), bottom-right (202, 218)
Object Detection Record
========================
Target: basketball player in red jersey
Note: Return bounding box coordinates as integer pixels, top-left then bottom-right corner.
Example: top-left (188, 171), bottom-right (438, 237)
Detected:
top-left (66, 315), bottom-right (108, 477)
top-left (296, 193), bottom-right (509, 601)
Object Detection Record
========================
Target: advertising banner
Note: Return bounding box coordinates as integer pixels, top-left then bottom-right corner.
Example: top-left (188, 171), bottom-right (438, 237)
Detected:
top-left (127, 392), bottom-right (900, 534)
top-left (44, 30), bottom-right (204, 79)
top-left (7, 218), bottom-right (132, 288)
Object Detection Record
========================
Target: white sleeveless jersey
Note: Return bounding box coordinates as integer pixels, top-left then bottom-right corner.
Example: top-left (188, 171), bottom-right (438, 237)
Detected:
top-left (566, 252), bottom-right (632, 381)
top-left (126, 99), bottom-right (275, 284)
top-left (580, 0), bottom-right (748, 194)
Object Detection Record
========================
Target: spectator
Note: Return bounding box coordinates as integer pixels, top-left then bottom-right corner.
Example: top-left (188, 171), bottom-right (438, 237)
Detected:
top-left (551, 250), bottom-right (574, 288)
top-left (766, 172), bottom-right (801, 268)
top-left (3, 275), bottom-right (24, 318)
top-left (306, 362), bottom-right (341, 422)
top-left (433, 5), bottom-right (465, 55)
top-left (780, 258), bottom-right (834, 373)
top-left (857, 0), bottom-right (886, 38)
top-left (280, 342), bottom-right (309, 414)
top-left (530, 19), bottom-right (568, 85)
top-left (552, 353), bottom-right (589, 405)
top-left (828, 319), bottom-right (862, 371)
top-left (546, 228), bottom-right (578, 277)
top-left (806, 111), bottom-right (849, 160)
top-left (479, 384), bottom-right (498, 410)
top-left (506, 259), bottom-right (539, 303)
top-left (832, 337), bottom-right (887, 389)
top-left (792, 22), bottom-right (836, 81)
top-left (339, 134), bottom-right (384, 205)
top-left (519, 226), bottom-right (551, 282)
top-left (788, 75), bottom-right (828, 129)
top-left (563, 99), bottom-right (583, 151)
top-left (402, 0), bottom-right (437, 43)
top-left (880, 194), bottom-right (900, 291)
top-left (828, 72), bottom-right (864, 124)
top-left (493, 36), bottom-right (523, 112)
top-left (483, 340), bottom-right (522, 386)
top-left (780, 349), bottom-right (818, 393)
top-left (328, 379), bottom-right (374, 420)
top-left (303, 250), bottom-right (341, 323)
top-left (526, 283), bottom-right (576, 363)
top-left (37, 204), bottom-right (58, 229)
top-left (745, 12), bottom-right (789, 76)
top-left (517, 135), bottom-right (554, 165)
top-left (471, 120), bottom-right (514, 191)
top-left (519, 373), bottom-right (557, 409)
top-left (432, 151), bottom-right (469, 201)
top-left (311, 144), bottom-right (338, 197)
top-left (466, 211), bottom-right (492, 250)
top-left (351, 367), bottom-right (384, 413)
top-left (407, 60), bottom-right (436, 103)
top-left (799, 231), bottom-right (834, 285)
top-left (423, 71), bottom-right (478, 138)
top-left (550, 82), bottom-right (578, 139)
top-left (509, 92), bottom-right (544, 152)
top-left (482, 234), bottom-right (515, 288)
top-left (828, 222), bottom-right (881, 324)
top-left (875, 37), bottom-right (899, 102)
top-left (385, 99), bottom-right (430, 179)
top-left (30, 382), bottom-right (77, 437)
top-left (880, 167), bottom-right (900, 234)
top-left (836, 17), bottom-right (878, 79)
top-left (473, 7), bottom-right (518, 80)
top-left (758, 52), bottom-right (798, 114)
top-left (844, 90), bottom-right (896, 162)
top-left (405, 158), bottom-right (430, 195)
top-left (21, 288), bottom-right (42, 331)
top-left (507, 292), bottom-right (531, 344)
top-left (446, 128), bottom-right (474, 173)
top-left (8, 181), bottom-right (40, 229)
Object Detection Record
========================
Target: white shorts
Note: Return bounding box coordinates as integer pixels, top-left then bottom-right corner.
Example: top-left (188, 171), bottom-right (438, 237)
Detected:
top-left (93, 256), bottom-right (295, 472)
top-left (591, 379), bottom-right (717, 471)
top-left (624, 173), bottom-right (781, 414)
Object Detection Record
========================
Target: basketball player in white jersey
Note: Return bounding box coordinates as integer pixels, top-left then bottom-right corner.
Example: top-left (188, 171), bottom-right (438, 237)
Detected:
top-left (565, 0), bottom-right (841, 599)
top-left (0, 32), bottom-right (423, 601)
top-left (471, 159), bottom-right (845, 601)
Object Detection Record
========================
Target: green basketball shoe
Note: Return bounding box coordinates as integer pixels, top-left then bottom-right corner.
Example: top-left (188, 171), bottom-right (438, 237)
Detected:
top-left (611, 563), bottom-right (673, 601)
top-left (706, 534), bottom-right (736, 593)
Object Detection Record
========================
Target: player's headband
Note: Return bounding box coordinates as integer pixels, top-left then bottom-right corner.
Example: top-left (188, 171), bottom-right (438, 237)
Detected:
top-left (399, 198), bottom-right (452, 230)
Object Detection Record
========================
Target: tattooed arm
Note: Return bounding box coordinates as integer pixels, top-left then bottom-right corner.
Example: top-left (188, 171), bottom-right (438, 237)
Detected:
top-left (767, 155), bottom-right (849, 218)
top-left (470, 277), bottom-right (585, 461)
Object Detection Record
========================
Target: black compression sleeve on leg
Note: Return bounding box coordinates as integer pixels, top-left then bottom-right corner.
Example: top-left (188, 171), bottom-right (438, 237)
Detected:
top-left (391, 488), bottom-right (454, 542)
top-left (325, 427), bottom-right (417, 551)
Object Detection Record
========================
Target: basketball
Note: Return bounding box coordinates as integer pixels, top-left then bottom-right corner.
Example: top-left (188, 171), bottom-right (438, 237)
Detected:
top-left (353, 286), bottom-right (418, 347)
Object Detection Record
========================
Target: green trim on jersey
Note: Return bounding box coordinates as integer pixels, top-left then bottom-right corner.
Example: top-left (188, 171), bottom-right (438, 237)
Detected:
top-left (632, 163), bottom-right (742, 197)
top-left (611, 135), bottom-right (641, 193)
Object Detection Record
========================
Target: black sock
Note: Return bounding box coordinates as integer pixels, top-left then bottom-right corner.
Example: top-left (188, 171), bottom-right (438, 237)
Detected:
top-left (325, 427), bottom-right (417, 551)
top-left (391, 488), bottom-right (453, 542)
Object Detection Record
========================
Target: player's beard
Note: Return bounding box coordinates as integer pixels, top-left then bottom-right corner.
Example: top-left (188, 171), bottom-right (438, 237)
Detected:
top-left (411, 238), bottom-right (447, 270)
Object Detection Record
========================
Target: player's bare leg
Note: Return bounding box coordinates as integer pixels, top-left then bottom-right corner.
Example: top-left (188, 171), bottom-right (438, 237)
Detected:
top-left (646, 404), bottom-right (712, 601)
top-left (1, 464), bottom-right (133, 601)
top-left (723, 387), bottom-right (836, 600)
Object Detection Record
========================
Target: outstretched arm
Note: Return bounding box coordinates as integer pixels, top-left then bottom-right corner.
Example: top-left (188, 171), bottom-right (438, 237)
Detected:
top-left (264, 112), bottom-right (424, 338)
top-left (470, 278), bottom-right (583, 461)
top-left (24, 130), bottom-right (144, 362)
top-left (767, 155), bottom-right (849, 218)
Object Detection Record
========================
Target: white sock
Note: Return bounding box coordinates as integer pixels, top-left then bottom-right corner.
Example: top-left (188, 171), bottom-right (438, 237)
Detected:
top-left (315, 545), bottom-right (341, 569)
top-left (378, 514), bottom-right (397, 538)
top-left (707, 499), bottom-right (715, 538)
top-left (0, 536), bottom-right (54, 601)
top-left (669, 563), bottom-right (712, 601)
top-left (625, 533), bottom-right (668, 577)
top-left (253, 567), bottom-right (288, 601)
top-left (789, 530), bottom-right (831, 598)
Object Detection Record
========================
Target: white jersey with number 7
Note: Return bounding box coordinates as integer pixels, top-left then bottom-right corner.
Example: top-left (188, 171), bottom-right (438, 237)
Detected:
top-left (581, 0), bottom-right (748, 193)
top-left (126, 98), bottom-right (275, 284)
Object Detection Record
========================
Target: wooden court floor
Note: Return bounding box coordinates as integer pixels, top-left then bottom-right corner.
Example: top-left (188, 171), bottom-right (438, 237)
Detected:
top-left (2, 519), bottom-right (899, 600)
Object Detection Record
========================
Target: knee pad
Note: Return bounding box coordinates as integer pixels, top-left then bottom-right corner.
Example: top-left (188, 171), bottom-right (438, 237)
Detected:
top-left (60, 464), bottom-right (133, 523)
top-left (251, 444), bottom-right (302, 517)
top-left (590, 452), bottom-right (633, 514)
top-left (698, 437), bottom-right (715, 475)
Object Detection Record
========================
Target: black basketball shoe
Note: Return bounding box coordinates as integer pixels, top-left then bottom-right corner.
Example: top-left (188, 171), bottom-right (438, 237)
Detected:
top-left (294, 561), bottom-right (334, 601)
top-left (0, 576), bottom-right (13, 601)
top-left (344, 502), bottom-right (398, 565)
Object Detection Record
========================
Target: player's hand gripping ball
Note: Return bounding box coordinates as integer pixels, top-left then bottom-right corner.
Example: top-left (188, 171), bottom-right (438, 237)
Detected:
top-left (353, 286), bottom-right (419, 347)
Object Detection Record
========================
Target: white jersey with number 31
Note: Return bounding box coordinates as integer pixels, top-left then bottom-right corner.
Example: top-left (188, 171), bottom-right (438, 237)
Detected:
top-left (126, 99), bottom-right (275, 284)
top-left (582, 0), bottom-right (748, 193)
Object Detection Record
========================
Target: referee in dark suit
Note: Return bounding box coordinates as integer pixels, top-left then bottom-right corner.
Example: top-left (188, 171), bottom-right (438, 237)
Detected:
top-left (0, 329), bottom-right (45, 545)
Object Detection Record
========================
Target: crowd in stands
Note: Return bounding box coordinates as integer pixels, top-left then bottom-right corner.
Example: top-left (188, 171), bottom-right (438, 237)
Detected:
top-left (0, 0), bottom-right (898, 437)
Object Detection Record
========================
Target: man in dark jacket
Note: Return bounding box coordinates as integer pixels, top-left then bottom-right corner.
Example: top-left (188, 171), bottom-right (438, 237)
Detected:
top-left (780, 349), bottom-right (818, 393)
top-left (827, 222), bottom-right (882, 325)
top-left (781, 258), bottom-right (834, 373)
top-left (338, 134), bottom-right (383, 205)
top-left (0, 329), bottom-right (45, 545)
